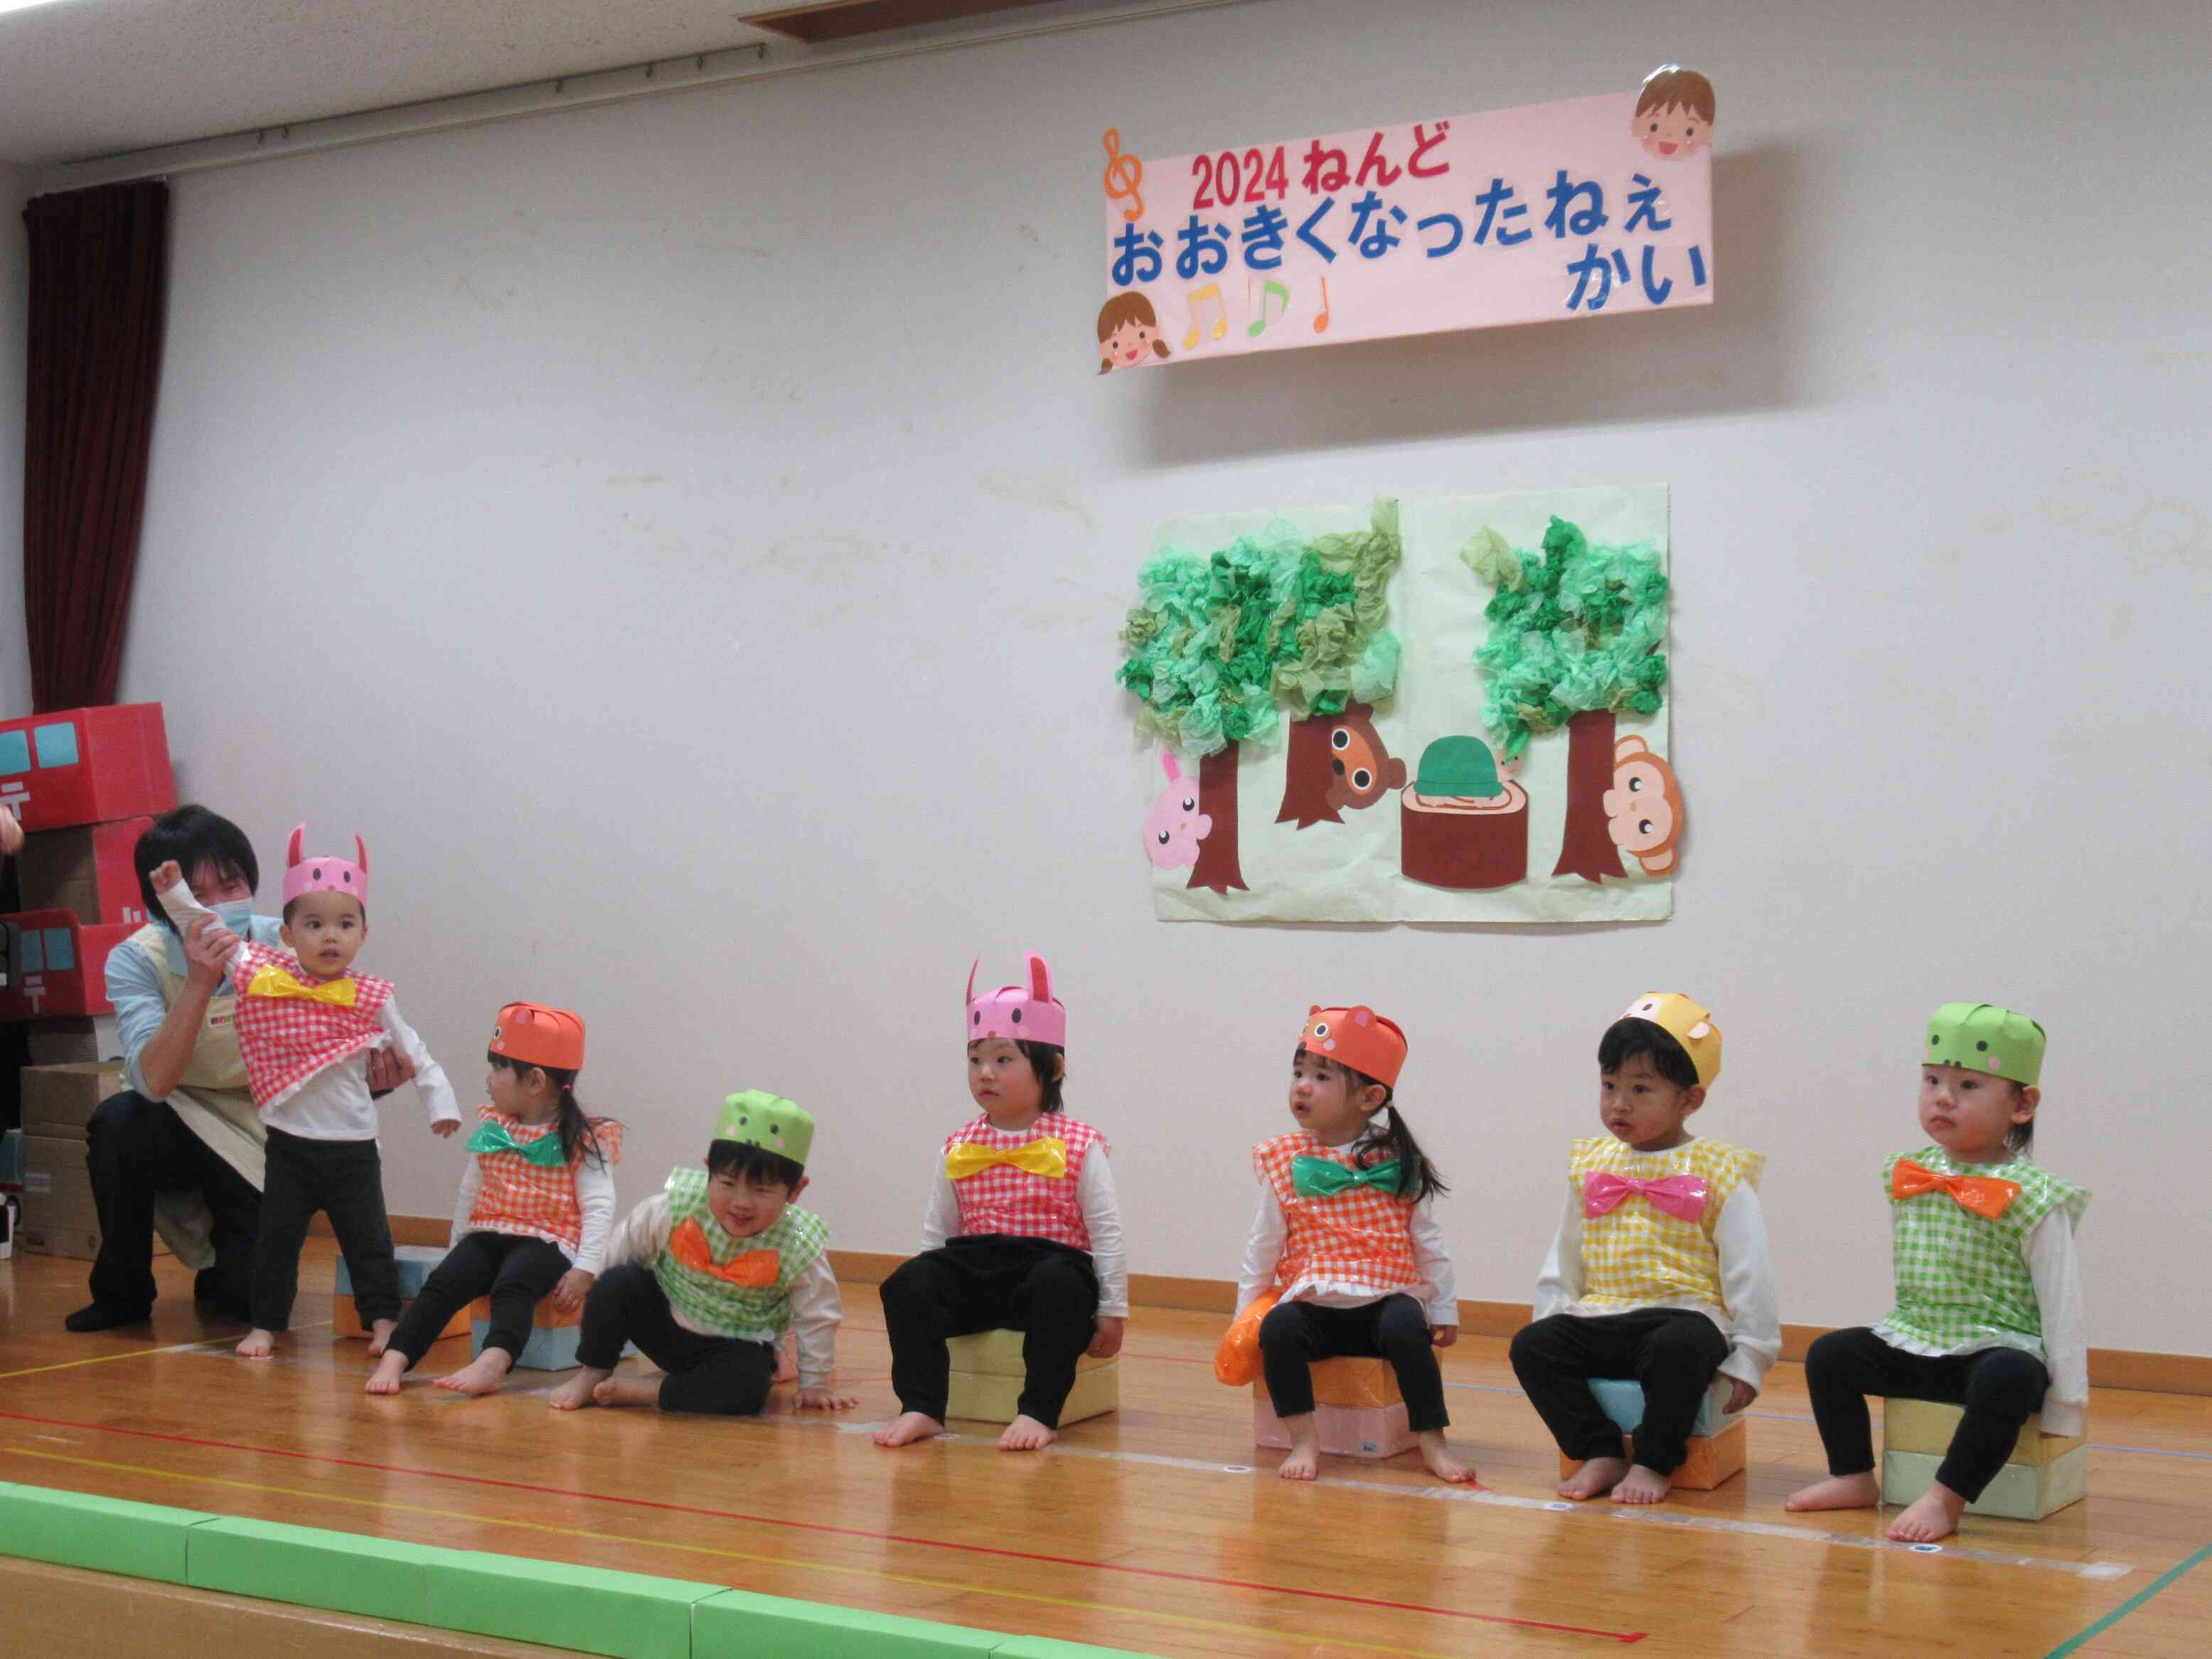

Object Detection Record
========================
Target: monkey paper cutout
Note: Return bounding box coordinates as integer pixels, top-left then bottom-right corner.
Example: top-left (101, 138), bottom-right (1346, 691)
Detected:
top-left (1603, 735), bottom-right (1683, 875)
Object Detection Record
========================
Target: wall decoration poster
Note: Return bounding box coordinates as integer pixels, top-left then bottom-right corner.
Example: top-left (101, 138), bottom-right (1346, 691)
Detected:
top-left (1121, 485), bottom-right (1677, 924)
top-left (1096, 68), bottom-right (1714, 373)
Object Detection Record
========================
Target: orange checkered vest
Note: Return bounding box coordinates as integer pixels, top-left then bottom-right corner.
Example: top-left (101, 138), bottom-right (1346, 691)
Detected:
top-left (1254, 1132), bottom-right (1422, 1301)
top-left (466, 1106), bottom-right (624, 1251)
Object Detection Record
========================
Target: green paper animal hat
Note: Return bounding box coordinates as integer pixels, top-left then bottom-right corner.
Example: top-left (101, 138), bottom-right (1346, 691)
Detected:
top-left (714, 1090), bottom-right (814, 1168)
top-left (1925, 1003), bottom-right (2045, 1087)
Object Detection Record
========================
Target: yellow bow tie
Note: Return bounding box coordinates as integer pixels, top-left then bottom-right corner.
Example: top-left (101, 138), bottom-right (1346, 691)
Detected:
top-left (945, 1137), bottom-right (1068, 1182)
top-left (246, 964), bottom-right (360, 1008)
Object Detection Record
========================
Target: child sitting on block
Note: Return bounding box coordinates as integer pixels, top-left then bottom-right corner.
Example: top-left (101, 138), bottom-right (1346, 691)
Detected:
top-left (1511, 993), bottom-right (1778, 1505)
top-left (548, 1092), bottom-right (853, 1416)
top-left (368, 1002), bottom-right (621, 1397)
top-left (1785, 1003), bottom-right (2088, 1542)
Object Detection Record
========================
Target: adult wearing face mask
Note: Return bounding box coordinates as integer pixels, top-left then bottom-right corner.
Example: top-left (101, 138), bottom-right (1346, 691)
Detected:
top-left (65, 806), bottom-right (412, 1332)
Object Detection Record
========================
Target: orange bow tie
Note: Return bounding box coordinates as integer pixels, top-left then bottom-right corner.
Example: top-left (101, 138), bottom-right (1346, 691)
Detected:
top-left (668, 1218), bottom-right (780, 1287)
top-left (1891, 1157), bottom-right (2019, 1220)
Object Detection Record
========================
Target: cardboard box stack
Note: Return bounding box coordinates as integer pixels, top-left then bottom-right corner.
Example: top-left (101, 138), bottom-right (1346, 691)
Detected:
top-left (2, 703), bottom-right (176, 1258)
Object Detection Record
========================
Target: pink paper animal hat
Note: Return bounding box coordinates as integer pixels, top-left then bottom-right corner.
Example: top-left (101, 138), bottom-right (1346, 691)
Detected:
top-left (282, 822), bottom-right (368, 906)
top-left (966, 953), bottom-right (1067, 1049)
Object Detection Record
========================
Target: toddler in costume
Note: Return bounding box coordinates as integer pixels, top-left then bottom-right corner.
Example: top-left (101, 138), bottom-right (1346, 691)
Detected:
top-left (1510, 993), bottom-right (1778, 1505)
top-left (1786, 1003), bottom-right (2088, 1542)
top-left (875, 954), bottom-right (1128, 1453)
top-left (368, 1003), bottom-right (621, 1397)
top-left (154, 827), bottom-right (460, 1360)
top-left (1236, 1005), bottom-right (1472, 1484)
top-left (549, 1091), bottom-right (853, 1415)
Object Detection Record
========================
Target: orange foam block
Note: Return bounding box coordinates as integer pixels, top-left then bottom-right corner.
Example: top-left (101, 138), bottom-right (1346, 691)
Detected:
top-left (1560, 1418), bottom-right (1746, 1490)
top-left (1254, 1360), bottom-right (1414, 1458)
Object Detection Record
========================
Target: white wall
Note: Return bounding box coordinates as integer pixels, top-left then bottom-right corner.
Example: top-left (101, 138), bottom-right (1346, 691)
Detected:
top-left (118, 0), bottom-right (2212, 1355)
top-left (1, 163), bottom-right (30, 718)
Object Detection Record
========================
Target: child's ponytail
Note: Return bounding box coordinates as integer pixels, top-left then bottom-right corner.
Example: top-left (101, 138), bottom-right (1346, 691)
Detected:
top-left (1365, 1097), bottom-right (1448, 1204)
top-left (554, 1081), bottom-right (616, 1170)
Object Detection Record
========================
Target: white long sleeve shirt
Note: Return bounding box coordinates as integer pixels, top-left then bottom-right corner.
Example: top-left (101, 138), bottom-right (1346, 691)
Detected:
top-left (448, 1147), bottom-right (619, 1275)
top-left (1872, 1207), bottom-right (2089, 1439)
top-left (602, 1190), bottom-right (843, 1390)
top-left (158, 879), bottom-right (460, 1141)
top-left (1532, 1138), bottom-right (1782, 1395)
top-left (918, 1151), bottom-right (1130, 1318)
top-left (1234, 1181), bottom-right (1459, 1328)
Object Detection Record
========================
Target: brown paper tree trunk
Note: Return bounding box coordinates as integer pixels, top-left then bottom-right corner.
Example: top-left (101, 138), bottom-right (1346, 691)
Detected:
top-left (1274, 712), bottom-right (1346, 829)
top-left (1187, 743), bottom-right (1249, 893)
top-left (1553, 708), bottom-right (1623, 884)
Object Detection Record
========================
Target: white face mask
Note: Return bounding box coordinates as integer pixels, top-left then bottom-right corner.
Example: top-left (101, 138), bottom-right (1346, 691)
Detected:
top-left (210, 900), bottom-right (255, 933)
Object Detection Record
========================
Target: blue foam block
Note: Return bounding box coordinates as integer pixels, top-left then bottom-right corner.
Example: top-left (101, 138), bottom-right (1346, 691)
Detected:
top-left (474, 1317), bottom-right (584, 1372)
top-left (336, 1242), bottom-right (451, 1297)
top-left (1589, 1377), bottom-right (1733, 1438)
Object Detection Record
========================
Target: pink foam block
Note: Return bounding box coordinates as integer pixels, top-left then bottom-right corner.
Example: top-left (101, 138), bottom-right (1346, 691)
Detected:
top-left (1253, 1394), bottom-right (1415, 1458)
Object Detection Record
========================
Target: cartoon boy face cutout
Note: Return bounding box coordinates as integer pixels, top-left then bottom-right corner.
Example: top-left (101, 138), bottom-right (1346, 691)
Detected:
top-left (1631, 65), bottom-right (1716, 161)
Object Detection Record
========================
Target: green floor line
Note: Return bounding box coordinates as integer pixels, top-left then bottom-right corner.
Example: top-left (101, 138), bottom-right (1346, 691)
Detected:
top-left (2042, 1539), bottom-right (2212, 1658)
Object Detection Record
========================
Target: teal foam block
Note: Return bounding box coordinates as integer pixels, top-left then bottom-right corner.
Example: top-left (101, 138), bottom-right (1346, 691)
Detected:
top-left (694, 1587), bottom-right (1004, 1658)
top-left (187, 1517), bottom-right (439, 1622)
top-left (0, 1481), bottom-right (213, 1584)
top-left (336, 1242), bottom-right (450, 1297)
top-left (990, 1639), bottom-right (1170, 1658)
top-left (472, 1316), bottom-right (584, 1372)
top-left (420, 1543), bottom-right (722, 1659)
top-left (1588, 1377), bottom-right (1733, 1438)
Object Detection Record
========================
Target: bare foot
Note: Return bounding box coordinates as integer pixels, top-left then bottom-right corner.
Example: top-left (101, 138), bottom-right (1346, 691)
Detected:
top-left (1415, 1429), bottom-right (1477, 1485)
top-left (365, 1319), bottom-right (397, 1358)
top-left (872, 1410), bottom-right (945, 1448)
top-left (434, 1349), bottom-right (514, 1397)
top-left (236, 1328), bottom-right (275, 1360)
top-left (364, 1351), bottom-right (410, 1395)
top-left (1611, 1463), bottom-right (1674, 1505)
top-left (592, 1375), bottom-right (661, 1409)
top-left (547, 1366), bottom-right (613, 1410)
top-left (1888, 1483), bottom-right (1966, 1542)
top-left (1277, 1414), bottom-right (1322, 1481)
top-left (1558, 1454), bottom-right (1629, 1500)
top-left (1785, 1471), bottom-right (1882, 1513)
top-left (998, 1414), bottom-right (1057, 1452)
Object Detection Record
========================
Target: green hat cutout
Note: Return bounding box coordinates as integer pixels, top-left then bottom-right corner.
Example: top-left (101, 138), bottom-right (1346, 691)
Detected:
top-left (1414, 735), bottom-right (1502, 798)
top-left (715, 1090), bottom-right (814, 1168)
top-left (1925, 1003), bottom-right (2045, 1087)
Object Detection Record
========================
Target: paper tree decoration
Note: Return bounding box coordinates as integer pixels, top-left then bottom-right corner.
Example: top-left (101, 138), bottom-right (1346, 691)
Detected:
top-left (1117, 503), bottom-right (1402, 893)
top-left (1469, 517), bottom-right (1669, 884)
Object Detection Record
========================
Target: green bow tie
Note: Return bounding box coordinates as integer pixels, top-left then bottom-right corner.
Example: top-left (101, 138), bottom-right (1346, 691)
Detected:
top-left (466, 1118), bottom-right (568, 1168)
top-left (1291, 1153), bottom-right (1403, 1199)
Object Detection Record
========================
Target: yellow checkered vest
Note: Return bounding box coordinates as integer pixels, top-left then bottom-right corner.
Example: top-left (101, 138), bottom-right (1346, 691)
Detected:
top-left (1566, 1136), bottom-right (1765, 1313)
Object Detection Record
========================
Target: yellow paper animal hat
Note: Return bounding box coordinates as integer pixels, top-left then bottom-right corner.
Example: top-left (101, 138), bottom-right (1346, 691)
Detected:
top-left (1621, 992), bottom-right (1722, 1087)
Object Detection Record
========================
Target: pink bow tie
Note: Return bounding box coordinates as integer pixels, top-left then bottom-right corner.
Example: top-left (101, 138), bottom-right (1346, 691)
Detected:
top-left (1583, 1170), bottom-right (1710, 1222)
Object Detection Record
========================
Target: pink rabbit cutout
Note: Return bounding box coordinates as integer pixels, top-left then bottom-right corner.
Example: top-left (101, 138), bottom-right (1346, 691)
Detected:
top-left (1143, 751), bottom-right (1213, 868)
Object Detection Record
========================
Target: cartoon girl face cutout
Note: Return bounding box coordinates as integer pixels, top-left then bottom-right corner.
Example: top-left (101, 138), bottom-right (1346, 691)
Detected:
top-left (1097, 294), bottom-right (1170, 374)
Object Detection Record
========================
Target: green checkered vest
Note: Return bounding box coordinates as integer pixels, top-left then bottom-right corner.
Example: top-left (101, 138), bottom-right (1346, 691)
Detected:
top-left (651, 1167), bottom-right (829, 1339)
top-left (1876, 1145), bottom-right (2088, 1357)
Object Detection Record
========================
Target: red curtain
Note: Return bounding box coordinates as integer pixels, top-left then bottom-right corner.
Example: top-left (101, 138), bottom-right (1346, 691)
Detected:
top-left (21, 180), bottom-right (169, 713)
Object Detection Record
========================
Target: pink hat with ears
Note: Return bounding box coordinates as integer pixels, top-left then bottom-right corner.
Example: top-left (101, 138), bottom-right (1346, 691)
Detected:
top-left (282, 823), bottom-right (369, 907)
top-left (966, 954), bottom-right (1067, 1049)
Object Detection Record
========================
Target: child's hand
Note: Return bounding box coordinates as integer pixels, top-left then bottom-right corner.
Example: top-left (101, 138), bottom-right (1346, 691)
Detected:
top-left (1086, 1315), bottom-right (1126, 1359)
top-left (1430, 1324), bottom-right (1460, 1350)
top-left (796, 1387), bottom-right (858, 1412)
top-left (150, 858), bottom-right (183, 891)
top-left (431, 1119), bottom-right (460, 1138)
top-left (553, 1269), bottom-right (595, 1311)
top-left (1724, 1377), bottom-right (1758, 1414)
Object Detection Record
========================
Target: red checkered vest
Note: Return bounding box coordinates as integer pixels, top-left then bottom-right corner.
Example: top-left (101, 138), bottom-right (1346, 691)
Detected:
top-left (944, 1114), bottom-right (1104, 1252)
top-left (230, 942), bottom-right (392, 1110)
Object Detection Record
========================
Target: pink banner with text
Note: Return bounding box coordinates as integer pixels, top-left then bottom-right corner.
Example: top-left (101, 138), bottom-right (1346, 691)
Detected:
top-left (1097, 69), bottom-right (1716, 373)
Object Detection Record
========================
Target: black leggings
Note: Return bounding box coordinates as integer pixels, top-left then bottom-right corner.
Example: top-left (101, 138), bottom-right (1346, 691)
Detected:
top-left (1509, 1308), bottom-right (1731, 1474)
top-left (575, 1264), bottom-right (779, 1416)
top-left (385, 1230), bottom-right (571, 1366)
top-left (252, 1129), bottom-right (396, 1333)
top-left (1805, 1325), bottom-right (2049, 1502)
top-left (878, 1234), bottom-right (1100, 1429)
top-left (1257, 1295), bottom-right (1449, 1433)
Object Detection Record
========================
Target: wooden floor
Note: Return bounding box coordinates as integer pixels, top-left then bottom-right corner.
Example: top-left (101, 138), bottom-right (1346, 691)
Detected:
top-left (2, 1241), bottom-right (2207, 1659)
